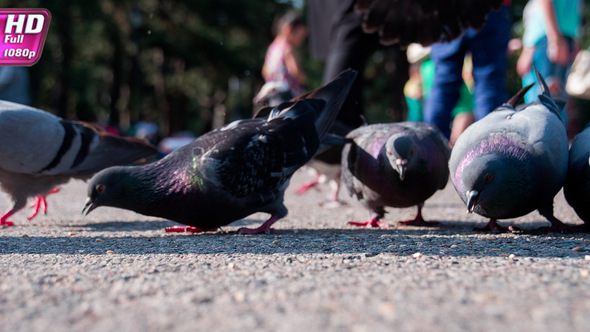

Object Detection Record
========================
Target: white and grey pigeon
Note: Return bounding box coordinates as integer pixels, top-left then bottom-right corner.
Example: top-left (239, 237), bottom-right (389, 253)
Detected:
top-left (342, 121), bottom-right (450, 228)
top-left (83, 69), bottom-right (358, 234)
top-left (564, 125), bottom-right (590, 230)
top-left (449, 69), bottom-right (575, 232)
top-left (0, 100), bottom-right (157, 226)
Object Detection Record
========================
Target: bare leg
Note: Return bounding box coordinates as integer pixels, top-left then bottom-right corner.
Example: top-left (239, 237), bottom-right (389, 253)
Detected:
top-left (449, 112), bottom-right (475, 148)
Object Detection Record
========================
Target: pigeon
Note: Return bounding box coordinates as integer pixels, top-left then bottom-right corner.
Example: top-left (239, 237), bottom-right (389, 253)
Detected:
top-left (354, 0), bottom-right (504, 46)
top-left (564, 125), bottom-right (590, 229)
top-left (83, 69), bottom-right (358, 234)
top-left (342, 121), bottom-right (450, 228)
top-left (0, 100), bottom-right (157, 226)
top-left (292, 119), bottom-right (359, 206)
top-left (449, 69), bottom-right (573, 232)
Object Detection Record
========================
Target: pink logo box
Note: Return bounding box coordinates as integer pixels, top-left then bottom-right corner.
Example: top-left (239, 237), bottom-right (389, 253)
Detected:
top-left (0, 8), bottom-right (51, 66)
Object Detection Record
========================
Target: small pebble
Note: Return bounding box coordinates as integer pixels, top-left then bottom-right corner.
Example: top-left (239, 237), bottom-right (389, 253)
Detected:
top-left (412, 252), bottom-right (423, 258)
top-left (450, 244), bottom-right (458, 249)
top-left (491, 249), bottom-right (501, 252)
top-left (508, 254), bottom-right (517, 260)
top-left (573, 247), bottom-right (582, 252)
top-left (96, 239), bottom-right (104, 243)
top-left (68, 232), bottom-right (75, 236)
top-left (22, 234), bottom-right (29, 238)
top-left (584, 255), bottom-right (590, 261)
top-left (233, 292), bottom-right (246, 302)
top-left (106, 250), bottom-right (114, 254)
top-left (273, 240), bottom-right (279, 245)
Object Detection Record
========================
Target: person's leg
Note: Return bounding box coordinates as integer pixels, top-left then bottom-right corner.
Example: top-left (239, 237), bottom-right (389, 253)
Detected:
top-left (423, 39), bottom-right (465, 138)
top-left (322, 3), bottom-right (379, 128)
top-left (523, 37), bottom-right (552, 103)
top-left (469, 6), bottom-right (511, 120)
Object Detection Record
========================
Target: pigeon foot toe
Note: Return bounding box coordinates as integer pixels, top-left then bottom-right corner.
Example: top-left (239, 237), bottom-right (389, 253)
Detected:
top-left (348, 217), bottom-right (389, 228)
top-left (474, 219), bottom-right (516, 233)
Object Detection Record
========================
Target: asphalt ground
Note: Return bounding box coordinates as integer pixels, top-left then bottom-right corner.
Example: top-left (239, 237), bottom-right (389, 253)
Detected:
top-left (1, 168), bottom-right (589, 331)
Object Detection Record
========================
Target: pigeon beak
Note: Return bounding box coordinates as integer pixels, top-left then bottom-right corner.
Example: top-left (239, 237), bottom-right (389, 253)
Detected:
top-left (395, 158), bottom-right (407, 181)
top-left (466, 190), bottom-right (480, 214)
top-left (82, 197), bottom-right (97, 216)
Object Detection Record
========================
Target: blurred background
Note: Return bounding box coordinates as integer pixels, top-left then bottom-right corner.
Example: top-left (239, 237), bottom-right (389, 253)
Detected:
top-left (2, 0), bottom-right (589, 144)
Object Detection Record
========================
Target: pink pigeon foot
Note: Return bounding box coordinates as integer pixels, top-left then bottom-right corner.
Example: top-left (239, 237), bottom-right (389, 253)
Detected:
top-left (293, 178), bottom-right (321, 195)
top-left (28, 188), bottom-right (60, 221)
top-left (165, 226), bottom-right (218, 233)
top-left (0, 209), bottom-right (15, 227)
top-left (399, 216), bottom-right (439, 227)
top-left (237, 215), bottom-right (280, 234)
top-left (475, 219), bottom-right (517, 233)
top-left (398, 205), bottom-right (439, 227)
top-left (538, 215), bottom-right (586, 233)
top-left (348, 216), bottom-right (390, 228)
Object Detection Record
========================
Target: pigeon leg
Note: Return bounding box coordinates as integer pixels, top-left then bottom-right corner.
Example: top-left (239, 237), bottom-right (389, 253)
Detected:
top-left (348, 216), bottom-right (390, 228)
top-left (537, 206), bottom-right (587, 232)
top-left (28, 188), bottom-right (60, 221)
top-left (0, 209), bottom-right (15, 227)
top-left (474, 219), bottom-right (516, 233)
top-left (293, 174), bottom-right (322, 195)
top-left (399, 204), bottom-right (439, 227)
top-left (538, 212), bottom-right (587, 232)
top-left (237, 215), bottom-right (280, 234)
top-left (165, 226), bottom-right (218, 233)
top-left (319, 182), bottom-right (347, 208)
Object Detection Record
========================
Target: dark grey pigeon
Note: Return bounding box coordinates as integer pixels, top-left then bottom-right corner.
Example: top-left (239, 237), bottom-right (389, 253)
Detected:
top-left (564, 125), bottom-right (590, 229)
top-left (83, 69), bottom-right (358, 234)
top-left (449, 69), bottom-right (573, 232)
top-left (0, 100), bottom-right (157, 227)
top-left (342, 121), bottom-right (450, 228)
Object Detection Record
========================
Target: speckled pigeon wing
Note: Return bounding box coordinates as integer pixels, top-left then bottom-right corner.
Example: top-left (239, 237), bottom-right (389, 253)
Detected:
top-left (198, 116), bottom-right (318, 206)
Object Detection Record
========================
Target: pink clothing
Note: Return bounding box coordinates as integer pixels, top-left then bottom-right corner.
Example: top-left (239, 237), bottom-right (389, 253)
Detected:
top-left (263, 39), bottom-right (304, 96)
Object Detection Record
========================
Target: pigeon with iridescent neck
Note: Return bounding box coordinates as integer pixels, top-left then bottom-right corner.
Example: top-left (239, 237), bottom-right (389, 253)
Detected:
top-left (449, 69), bottom-right (573, 232)
top-left (83, 70), bottom-right (357, 234)
top-left (342, 121), bottom-right (450, 228)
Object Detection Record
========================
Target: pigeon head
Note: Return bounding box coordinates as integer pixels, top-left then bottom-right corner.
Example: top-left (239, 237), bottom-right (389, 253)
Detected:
top-left (385, 135), bottom-right (416, 181)
top-left (459, 154), bottom-right (531, 217)
top-left (83, 166), bottom-right (140, 215)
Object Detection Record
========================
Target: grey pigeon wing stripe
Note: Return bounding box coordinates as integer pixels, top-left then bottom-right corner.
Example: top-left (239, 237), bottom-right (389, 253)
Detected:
top-left (72, 124), bottom-right (96, 168)
top-left (40, 120), bottom-right (75, 172)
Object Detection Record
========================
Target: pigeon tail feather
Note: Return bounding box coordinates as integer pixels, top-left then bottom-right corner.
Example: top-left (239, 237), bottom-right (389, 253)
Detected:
top-left (533, 67), bottom-right (564, 124)
top-left (305, 69), bottom-right (357, 139)
top-left (505, 83), bottom-right (535, 108)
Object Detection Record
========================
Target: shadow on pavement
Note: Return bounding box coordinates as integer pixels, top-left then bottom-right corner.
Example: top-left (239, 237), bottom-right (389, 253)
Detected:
top-left (1, 225), bottom-right (589, 256)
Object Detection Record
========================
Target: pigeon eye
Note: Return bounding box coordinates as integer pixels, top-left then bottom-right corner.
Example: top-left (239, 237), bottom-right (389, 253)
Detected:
top-left (410, 148), bottom-right (415, 155)
top-left (484, 175), bottom-right (493, 184)
top-left (96, 184), bottom-right (105, 194)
